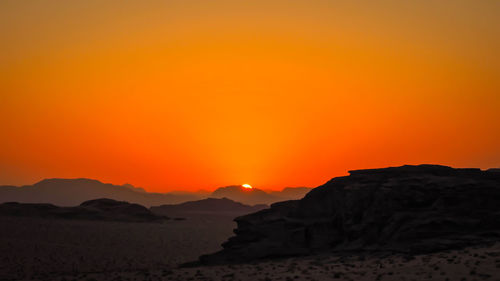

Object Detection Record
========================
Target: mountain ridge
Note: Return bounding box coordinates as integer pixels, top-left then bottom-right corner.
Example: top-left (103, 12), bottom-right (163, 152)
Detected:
top-left (0, 179), bottom-right (312, 207)
top-left (211, 185), bottom-right (312, 205)
top-left (151, 197), bottom-right (268, 217)
top-left (0, 178), bottom-right (203, 207)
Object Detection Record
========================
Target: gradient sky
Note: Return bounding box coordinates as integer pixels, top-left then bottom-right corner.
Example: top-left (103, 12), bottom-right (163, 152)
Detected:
top-left (1, 0), bottom-right (499, 192)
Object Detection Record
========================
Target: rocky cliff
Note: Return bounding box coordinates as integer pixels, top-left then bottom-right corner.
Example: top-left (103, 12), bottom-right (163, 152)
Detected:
top-left (200, 165), bottom-right (500, 264)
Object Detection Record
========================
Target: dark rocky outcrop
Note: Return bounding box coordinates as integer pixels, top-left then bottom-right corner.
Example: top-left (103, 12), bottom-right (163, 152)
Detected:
top-left (200, 165), bottom-right (500, 264)
top-left (79, 198), bottom-right (167, 221)
top-left (0, 198), bottom-right (167, 222)
top-left (151, 197), bottom-right (268, 217)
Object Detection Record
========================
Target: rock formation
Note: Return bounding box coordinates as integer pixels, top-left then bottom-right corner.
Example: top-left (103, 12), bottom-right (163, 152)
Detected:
top-left (0, 198), bottom-right (166, 222)
top-left (151, 197), bottom-right (267, 217)
top-left (200, 165), bottom-right (500, 264)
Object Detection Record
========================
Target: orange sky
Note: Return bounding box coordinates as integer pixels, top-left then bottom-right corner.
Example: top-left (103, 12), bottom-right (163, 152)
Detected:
top-left (1, 0), bottom-right (499, 192)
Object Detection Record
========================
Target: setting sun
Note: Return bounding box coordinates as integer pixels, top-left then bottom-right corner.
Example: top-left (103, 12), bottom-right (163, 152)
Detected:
top-left (242, 184), bottom-right (253, 189)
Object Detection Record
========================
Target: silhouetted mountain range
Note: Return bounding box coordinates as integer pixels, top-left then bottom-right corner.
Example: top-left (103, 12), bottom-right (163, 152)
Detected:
top-left (201, 165), bottom-right (500, 264)
top-left (0, 179), bottom-right (203, 207)
top-left (269, 187), bottom-right (311, 200)
top-left (0, 198), bottom-right (166, 222)
top-left (0, 179), bottom-right (311, 207)
top-left (210, 186), bottom-right (312, 205)
top-left (211, 185), bottom-right (278, 205)
top-left (151, 197), bottom-right (268, 217)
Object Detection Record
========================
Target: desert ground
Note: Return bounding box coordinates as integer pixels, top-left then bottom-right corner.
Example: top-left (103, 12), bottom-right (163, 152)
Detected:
top-left (1, 215), bottom-right (500, 281)
top-left (0, 215), bottom-right (234, 280)
top-left (14, 243), bottom-right (500, 281)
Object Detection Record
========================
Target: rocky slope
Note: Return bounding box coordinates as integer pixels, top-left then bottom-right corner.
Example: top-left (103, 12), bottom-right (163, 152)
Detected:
top-left (200, 165), bottom-right (500, 264)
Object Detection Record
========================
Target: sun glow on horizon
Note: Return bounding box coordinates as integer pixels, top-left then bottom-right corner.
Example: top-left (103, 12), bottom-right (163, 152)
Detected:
top-left (242, 184), bottom-right (253, 189)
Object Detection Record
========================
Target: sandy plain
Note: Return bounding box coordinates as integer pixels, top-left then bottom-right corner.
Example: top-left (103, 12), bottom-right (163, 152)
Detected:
top-left (0, 215), bottom-right (233, 280)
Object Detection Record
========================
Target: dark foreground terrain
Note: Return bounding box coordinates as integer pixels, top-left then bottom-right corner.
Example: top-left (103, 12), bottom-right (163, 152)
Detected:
top-left (0, 215), bottom-right (234, 280)
top-left (1, 165), bottom-right (500, 280)
top-left (10, 243), bottom-right (500, 281)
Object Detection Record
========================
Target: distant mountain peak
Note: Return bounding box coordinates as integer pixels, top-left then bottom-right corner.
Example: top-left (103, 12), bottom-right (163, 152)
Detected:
top-left (211, 185), bottom-right (280, 205)
top-left (35, 178), bottom-right (104, 186)
top-left (122, 183), bottom-right (147, 193)
top-left (213, 185), bottom-right (267, 193)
